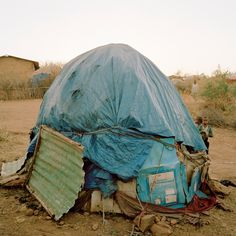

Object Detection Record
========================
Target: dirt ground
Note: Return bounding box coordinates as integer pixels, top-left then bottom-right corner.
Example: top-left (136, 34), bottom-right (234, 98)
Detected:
top-left (0, 99), bottom-right (236, 236)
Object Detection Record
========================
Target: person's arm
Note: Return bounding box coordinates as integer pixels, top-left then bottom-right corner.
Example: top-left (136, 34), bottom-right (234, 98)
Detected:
top-left (198, 124), bottom-right (203, 132)
top-left (208, 126), bottom-right (213, 137)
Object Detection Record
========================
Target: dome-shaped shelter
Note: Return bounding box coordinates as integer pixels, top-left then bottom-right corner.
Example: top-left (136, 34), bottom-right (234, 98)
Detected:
top-left (32, 44), bottom-right (205, 181)
top-left (0, 44), bottom-right (215, 220)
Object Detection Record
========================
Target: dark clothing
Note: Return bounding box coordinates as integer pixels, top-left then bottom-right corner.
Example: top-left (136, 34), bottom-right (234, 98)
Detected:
top-left (203, 139), bottom-right (209, 154)
top-left (199, 124), bottom-right (213, 154)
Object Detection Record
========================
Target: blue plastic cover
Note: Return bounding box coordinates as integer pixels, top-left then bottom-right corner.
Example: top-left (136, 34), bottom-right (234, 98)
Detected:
top-left (32, 73), bottom-right (50, 86)
top-left (188, 168), bottom-right (208, 201)
top-left (136, 138), bottom-right (188, 207)
top-left (32, 44), bottom-right (206, 181)
top-left (83, 160), bottom-right (117, 198)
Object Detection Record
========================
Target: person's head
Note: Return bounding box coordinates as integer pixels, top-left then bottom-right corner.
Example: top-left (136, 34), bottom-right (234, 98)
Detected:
top-left (202, 117), bottom-right (208, 126)
top-left (195, 116), bottom-right (202, 126)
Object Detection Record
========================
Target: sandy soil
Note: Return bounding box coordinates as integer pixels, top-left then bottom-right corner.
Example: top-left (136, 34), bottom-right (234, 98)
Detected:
top-left (0, 99), bottom-right (236, 236)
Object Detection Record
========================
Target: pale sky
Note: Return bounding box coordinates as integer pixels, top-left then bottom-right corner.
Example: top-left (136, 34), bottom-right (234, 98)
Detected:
top-left (1, 0), bottom-right (236, 75)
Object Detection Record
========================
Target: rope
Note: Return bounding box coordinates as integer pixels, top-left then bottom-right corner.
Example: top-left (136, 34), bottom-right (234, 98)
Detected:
top-left (79, 126), bottom-right (175, 150)
top-left (149, 145), bottom-right (165, 202)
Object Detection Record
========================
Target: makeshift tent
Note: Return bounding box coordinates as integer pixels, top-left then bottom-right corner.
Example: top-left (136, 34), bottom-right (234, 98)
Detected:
top-left (26, 44), bottom-right (211, 211)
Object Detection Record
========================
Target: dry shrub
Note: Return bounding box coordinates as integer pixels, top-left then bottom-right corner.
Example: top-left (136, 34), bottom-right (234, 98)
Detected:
top-left (0, 129), bottom-right (9, 142)
top-left (200, 106), bottom-right (225, 127)
top-left (0, 79), bottom-right (46, 100)
top-left (199, 75), bottom-right (236, 129)
top-left (0, 62), bottom-right (63, 100)
top-left (35, 62), bottom-right (63, 83)
top-left (174, 80), bottom-right (192, 94)
top-left (171, 73), bottom-right (208, 95)
top-left (179, 69), bottom-right (236, 129)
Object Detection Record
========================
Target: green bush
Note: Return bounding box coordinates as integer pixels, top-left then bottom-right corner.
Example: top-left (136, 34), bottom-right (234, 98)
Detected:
top-left (230, 83), bottom-right (236, 97)
top-left (201, 78), bottom-right (236, 112)
top-left (199, 71), bottom-right (236, 129)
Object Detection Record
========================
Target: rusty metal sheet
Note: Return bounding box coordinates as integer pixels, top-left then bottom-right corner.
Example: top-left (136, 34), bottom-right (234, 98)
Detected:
top-left (26, 125), bottom-right (84, 220)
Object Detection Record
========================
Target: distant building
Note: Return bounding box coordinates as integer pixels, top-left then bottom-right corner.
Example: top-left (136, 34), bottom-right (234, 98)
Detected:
top-left (0, 55), bottom-right (39, 82)
top-left (169, 75), bottom-right (184, 82)
top-left (227, 74), bottom-right (236, 84)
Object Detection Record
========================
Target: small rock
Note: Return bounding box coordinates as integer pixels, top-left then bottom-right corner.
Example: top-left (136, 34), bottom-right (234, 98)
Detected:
top-left (150, 223), bottom-right (173, 236)
top-left (25, 209), bottom-right (34, 216)
top-left (19, 196), bottom-right (28, 204)
top-left (83, 212), bottom-right (90, 216)
top-left (15, 216), bottom-right (26, 223)
top-left (42, 211), bottom-right (48, 217)
top-left (26, 201), bottom-right (40, 210)
top-left (204, 220), bottom-right (211, 225)
top-left (37, 205), bottom-right (43, 211)
top-left (58, 221), bottom-right (65, 226)
top-left (25, 193), bottom-right (30, 198)
top-left (202, 210), bottom-right (210, 216)
top-left (174, 224), bottom-right (184, 230)
top-left (33, 210), bottom-right (39, 216)
top-left (45, 216), bottom-right (51, 220)
top-left (73, 224), bottom-right (80, 230)
top-left (19, 204), bottom-right (27, 213)
top-left (155, 216), bottom-right (161, 223)
top-left (170, 219), bottom-right (178, 225)
top-left (134, 214), bottom-right (155, 232)
top-left (157, 221), bottom-right (172, 230)
top-left (161, 216), bottom-right (166, 222)
top-left (144, 232), bottom-right (152, 236)
top-left (221, 223), bottom-right (227, 228)
top-left (92, 223), bottom-right (99, 231)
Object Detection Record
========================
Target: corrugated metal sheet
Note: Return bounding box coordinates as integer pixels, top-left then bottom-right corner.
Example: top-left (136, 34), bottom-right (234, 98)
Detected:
top-left (26, 125), bottom-right (84, 220)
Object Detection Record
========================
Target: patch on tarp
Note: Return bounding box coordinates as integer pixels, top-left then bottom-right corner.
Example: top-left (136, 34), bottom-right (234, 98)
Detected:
top-left (26, 125), bottom-right (84, 220)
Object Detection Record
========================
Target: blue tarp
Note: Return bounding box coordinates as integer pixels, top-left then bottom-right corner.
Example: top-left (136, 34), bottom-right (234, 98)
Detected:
top-left (137, 137), bottom-right (187, 207)
top-left (32, 73), bottom-right (50, 86)
top-left (83, 159), bottom-right (117, 198)
top-left (30, 44), bottom-right (206, 185)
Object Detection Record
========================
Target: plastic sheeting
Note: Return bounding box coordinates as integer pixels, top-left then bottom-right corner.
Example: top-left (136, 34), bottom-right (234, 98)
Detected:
top-left (137, 138), bottom-right (187, 207)
top-left (31, 44), bottom-right (206, 181)
top-left (83, 159), bottom-right (117, 198)
top-left (32, 73), bottom-right (50, 86)
top-left (1, 155), bottom-right (27, 177)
